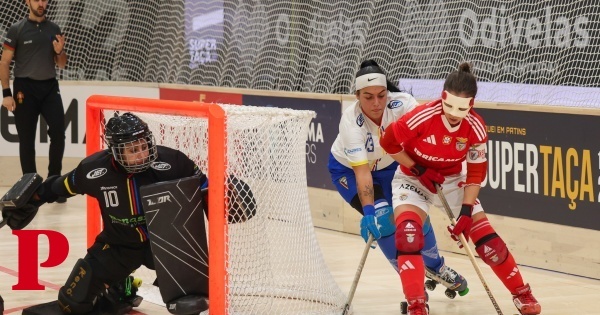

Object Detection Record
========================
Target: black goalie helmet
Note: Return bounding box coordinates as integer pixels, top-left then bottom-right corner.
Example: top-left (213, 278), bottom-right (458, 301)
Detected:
top-left (104, 113), bottom-right (158, 173)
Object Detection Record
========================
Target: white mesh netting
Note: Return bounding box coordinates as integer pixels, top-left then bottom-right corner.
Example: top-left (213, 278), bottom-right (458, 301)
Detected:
top-left (2, 1), bottom-right (600, 106)
top-left (98, 105), bottom-right (349, 314)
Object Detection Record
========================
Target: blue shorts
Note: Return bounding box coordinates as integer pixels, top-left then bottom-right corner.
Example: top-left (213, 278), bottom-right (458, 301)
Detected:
top-left (328, 153), bottom-right (398, 206)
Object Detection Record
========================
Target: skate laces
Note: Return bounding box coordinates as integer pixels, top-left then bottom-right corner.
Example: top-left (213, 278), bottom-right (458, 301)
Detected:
top-left (516, 291), bottom-right (537, 304)
top-left (125, 277), bottom-right (132, 297)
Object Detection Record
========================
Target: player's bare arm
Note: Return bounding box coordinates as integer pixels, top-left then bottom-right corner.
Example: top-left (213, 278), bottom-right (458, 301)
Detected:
top-left (0, 48), bottom-right (15, 111)
top-left (352, 164), bottom-right (375, 207)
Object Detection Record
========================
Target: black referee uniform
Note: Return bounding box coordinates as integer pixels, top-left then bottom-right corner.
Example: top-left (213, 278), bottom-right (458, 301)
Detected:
top-left (4, 18), bottom-right (65, 177)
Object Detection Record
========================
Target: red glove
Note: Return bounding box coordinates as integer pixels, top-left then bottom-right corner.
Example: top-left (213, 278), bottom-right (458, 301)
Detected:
top-left (410, 164), bottom-right (445, 193)
top-left (448, 204), bottom-right (474, 247)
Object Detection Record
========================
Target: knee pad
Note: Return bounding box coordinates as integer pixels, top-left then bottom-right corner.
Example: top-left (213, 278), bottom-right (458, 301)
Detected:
top-left (395, 211), bottom-right (424, 254)
top-left (475, 234), bottom-right (508, 266)
top-left (374, 199), bottom-right (395, 237)
top-left (58, 259), bottom-right (100, 314)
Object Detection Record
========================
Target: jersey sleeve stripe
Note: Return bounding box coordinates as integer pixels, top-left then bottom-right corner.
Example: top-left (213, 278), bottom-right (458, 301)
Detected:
top-left (406, 105), bottom-right (442, 130)
top-left (466, 115), bottom-right (487, 141)
top-left (348, 160), bottom-right (369, 167)
top-left (63, 177), bottom-right (76, 195)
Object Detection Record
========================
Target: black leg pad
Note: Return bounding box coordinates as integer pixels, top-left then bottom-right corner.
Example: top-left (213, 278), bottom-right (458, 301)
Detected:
top-left (166, 295), bottom-right (209, 315)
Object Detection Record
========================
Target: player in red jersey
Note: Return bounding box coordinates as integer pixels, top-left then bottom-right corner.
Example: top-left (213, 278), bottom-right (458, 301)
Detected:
top-left (379, 63), bottom-right (541, 315)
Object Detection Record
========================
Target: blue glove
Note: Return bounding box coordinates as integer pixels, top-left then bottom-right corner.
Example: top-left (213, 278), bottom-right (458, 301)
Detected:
top-left (360, 205), bottom-right (381, 244)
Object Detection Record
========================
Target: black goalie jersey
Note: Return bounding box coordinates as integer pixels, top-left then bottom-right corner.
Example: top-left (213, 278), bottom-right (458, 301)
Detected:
top-left (60, 145), bottom-right (206, 247)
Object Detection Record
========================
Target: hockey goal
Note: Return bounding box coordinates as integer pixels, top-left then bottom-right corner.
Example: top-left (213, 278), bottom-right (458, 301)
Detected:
top-left (86, 95), bottom-right (348, 314)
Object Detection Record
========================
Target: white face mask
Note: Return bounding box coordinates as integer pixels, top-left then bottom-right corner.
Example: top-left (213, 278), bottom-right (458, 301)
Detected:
top-left (441, 90), bottom-right (473, 119)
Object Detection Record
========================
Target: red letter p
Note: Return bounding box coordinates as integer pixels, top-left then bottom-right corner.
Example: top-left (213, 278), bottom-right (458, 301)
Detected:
top-left (12, 230), bottom-right (69, 290)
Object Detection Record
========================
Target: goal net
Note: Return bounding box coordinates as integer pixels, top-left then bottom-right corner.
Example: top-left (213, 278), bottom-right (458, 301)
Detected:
top-left (3, 1), bottom-right (599, 106)
top-left (86, 96), bottom-right (349, 314)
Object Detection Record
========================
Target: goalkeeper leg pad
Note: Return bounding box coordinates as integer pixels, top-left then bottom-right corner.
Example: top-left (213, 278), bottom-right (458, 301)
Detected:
top-left (57, 259), bottom-right (99, 314)
top-left (166, 295), bottom-right (209, 315)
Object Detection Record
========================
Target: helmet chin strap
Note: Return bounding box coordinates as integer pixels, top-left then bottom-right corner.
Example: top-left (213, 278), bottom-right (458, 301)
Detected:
top-left (441, 90), bottom-right (473, 119)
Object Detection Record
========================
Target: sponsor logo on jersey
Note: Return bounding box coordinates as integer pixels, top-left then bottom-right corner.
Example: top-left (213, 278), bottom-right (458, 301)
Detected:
top-left (398, 183), bottom-right (428, 200)
top-left (151, 162), bottom-right (172, 170)
top-left (339, 176), bottom-right (348, 189)
top-left (399, 193), bottom-right (408, 201)
top-left (87, 168), bottom-right (108, 179)
top-left (344, 147), bottom-right (362, 155)
top-left (443, 135), bottom-right (452, 145)
top-left (413, 148), bottom-right (462, 162)
top-left (387, 100), bottom-right (403, 109)
top-left (109, 214), bottom-right (146, 227)
top-left (456, 137), bottom-right (468, 151)
top-left (356, 113), bottom-right (365, 127)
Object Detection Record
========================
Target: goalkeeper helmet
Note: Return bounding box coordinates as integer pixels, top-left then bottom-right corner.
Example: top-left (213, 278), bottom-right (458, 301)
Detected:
top-left (104, 113), bottom-right (158, 173)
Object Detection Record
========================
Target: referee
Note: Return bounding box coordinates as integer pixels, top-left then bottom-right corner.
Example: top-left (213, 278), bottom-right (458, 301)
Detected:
top-left (1, 0), bottom-right (67, 202)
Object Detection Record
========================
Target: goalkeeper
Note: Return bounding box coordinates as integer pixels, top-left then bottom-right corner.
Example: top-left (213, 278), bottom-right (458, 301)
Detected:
top-left (2, 113), bottom-right (254, 315)
top-left (328, 60), bottom-right (468, 302)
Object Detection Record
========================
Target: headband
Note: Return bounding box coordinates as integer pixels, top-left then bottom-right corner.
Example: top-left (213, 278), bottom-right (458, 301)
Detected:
top-left (355, 73), bottom-right (387, 90)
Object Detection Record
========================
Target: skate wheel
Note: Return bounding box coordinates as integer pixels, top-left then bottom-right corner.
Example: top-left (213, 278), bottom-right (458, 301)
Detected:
top-left (425, 279), bottom-right (436, 291)
top-left (444, 288), bottom-right (457, 299)
top-left (400, 301), bottom-right (408, 314)
top-left (458, 287), bottom-right (469, 296)
top-left (132, 278), bottom-right (142, 288)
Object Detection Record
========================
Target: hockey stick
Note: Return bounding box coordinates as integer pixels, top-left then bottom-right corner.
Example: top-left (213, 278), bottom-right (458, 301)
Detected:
top-left (342, 234), bottom-right (375, 315)
top-left (435, 184), bottom-right (504, 315)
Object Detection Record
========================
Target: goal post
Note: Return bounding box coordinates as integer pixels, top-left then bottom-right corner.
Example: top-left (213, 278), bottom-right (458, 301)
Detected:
top-left (85, 95), bottom-right (349, 314)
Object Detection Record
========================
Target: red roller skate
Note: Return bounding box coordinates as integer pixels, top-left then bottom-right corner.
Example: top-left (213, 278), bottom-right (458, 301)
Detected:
top-left (512, 283), bottom-right (541, 315)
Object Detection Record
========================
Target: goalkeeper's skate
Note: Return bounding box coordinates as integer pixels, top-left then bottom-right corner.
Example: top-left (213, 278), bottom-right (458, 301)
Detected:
top-left (512, 283), bottom-right (541, 315)
top-left (98, 275), bottom-right (143, 315)
top-left (425, 257), bottom-right (468, 299)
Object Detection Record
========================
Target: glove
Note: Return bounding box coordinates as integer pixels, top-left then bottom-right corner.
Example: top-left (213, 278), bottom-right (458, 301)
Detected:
top-left (1, 203), bottom-right (39, 230)
top-left (360, 205), bottom-right (381, 245)
top-left (410, 164), bottom-right (445, 193)
top-left (447, 204), bottom-right (474, 247)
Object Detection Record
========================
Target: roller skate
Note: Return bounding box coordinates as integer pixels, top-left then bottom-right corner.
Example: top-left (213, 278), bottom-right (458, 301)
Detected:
top-left (403, 298), bottom-right (429, 315)
top-left (512, 283), bottom-right (541, 315)
top-left (400, 291), bottom-right (428, 314)
top-left (98, 275), bottom-right (144, 314)
top-left (425, 257), bottom-right (468, 299)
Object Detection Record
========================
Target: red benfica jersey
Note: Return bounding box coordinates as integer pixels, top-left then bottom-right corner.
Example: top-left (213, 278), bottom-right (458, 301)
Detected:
top-left (390, 99), bottom-right (488, 176)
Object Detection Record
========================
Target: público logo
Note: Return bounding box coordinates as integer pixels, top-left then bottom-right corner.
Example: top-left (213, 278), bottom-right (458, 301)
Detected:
top-left (87, 168), bottom-right (108, 179)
